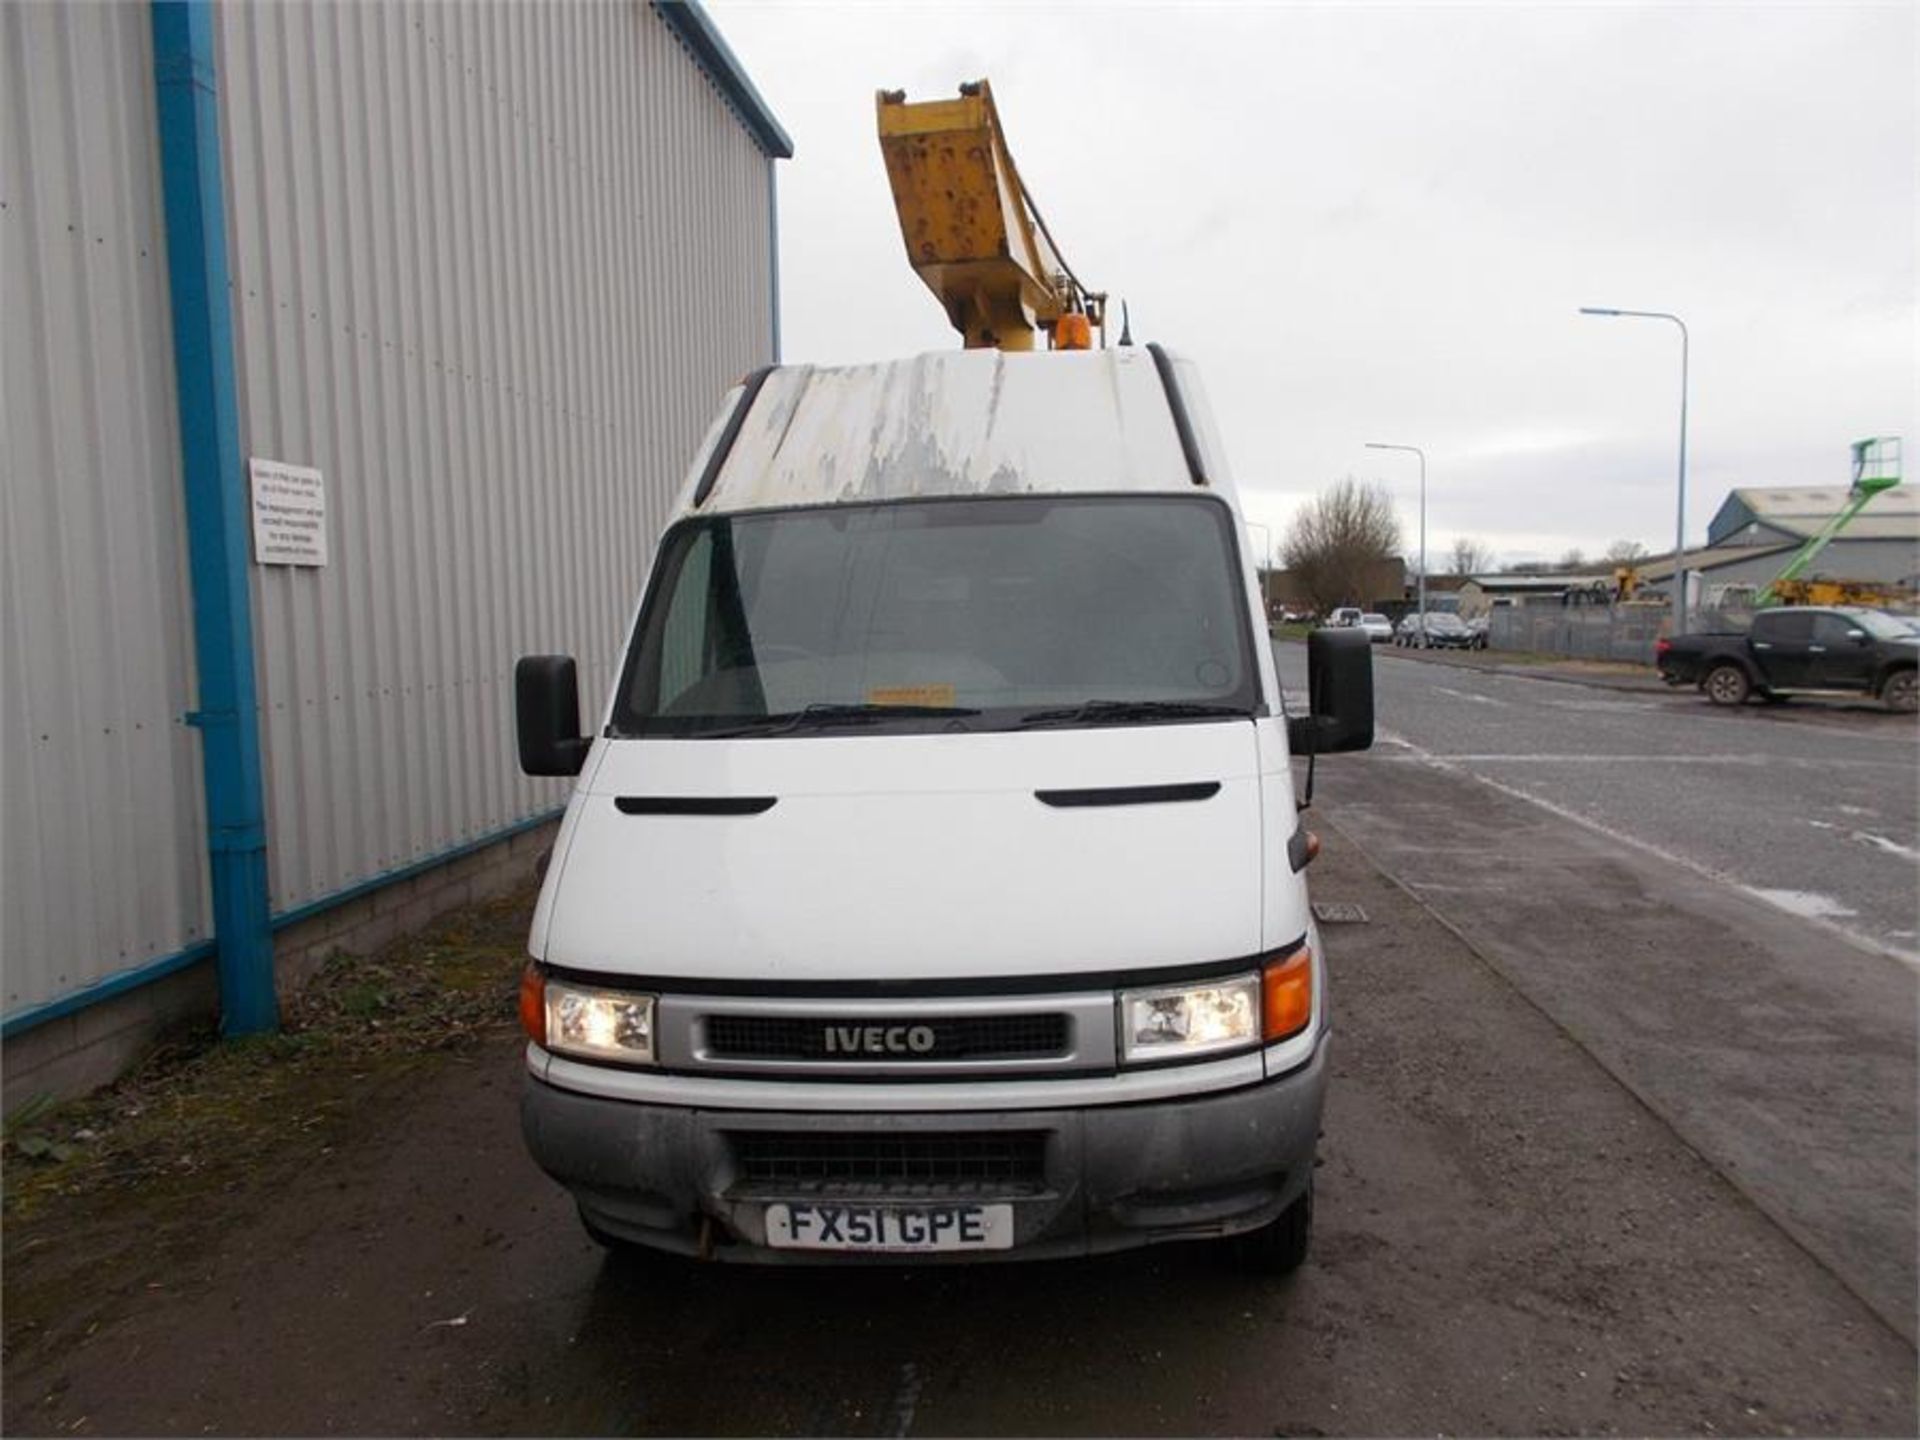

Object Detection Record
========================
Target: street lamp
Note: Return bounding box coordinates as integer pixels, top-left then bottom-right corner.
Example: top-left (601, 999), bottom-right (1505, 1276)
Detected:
top-left (1579, 306), bottom-right (1690, 634)
top-left (1245, 520), bottom-right (1273, 571)
top-left (1245, 520), bottom-right (1275, 620)
top-left (1365, 442), bottom-right (1425, 624)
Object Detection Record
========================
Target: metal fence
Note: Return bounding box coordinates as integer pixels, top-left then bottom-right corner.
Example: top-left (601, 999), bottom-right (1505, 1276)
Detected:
top-left (1488, 605), bottom-right (1669, 663)
top-left (1488, 603), bottom-right (1766, 662)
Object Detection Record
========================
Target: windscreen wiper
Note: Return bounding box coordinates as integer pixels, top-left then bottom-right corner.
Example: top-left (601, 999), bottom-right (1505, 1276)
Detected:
top-left (1015, 699), bottom-right (1252, 729)
top-left (703, 702), bottom-right (982, 738)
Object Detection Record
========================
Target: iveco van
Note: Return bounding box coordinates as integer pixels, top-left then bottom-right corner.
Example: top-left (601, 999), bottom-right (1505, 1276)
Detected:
top-left (513, 344), bottom-right (1372, 1269)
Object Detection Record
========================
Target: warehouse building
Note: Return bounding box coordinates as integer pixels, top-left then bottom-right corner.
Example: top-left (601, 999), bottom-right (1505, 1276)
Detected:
top-left (1615, 485), bottom-right (1920, 608)
top-left (2, 0), bottom-right (791, 1102)
top-left (1703, 484), bottom-right (1920, 588)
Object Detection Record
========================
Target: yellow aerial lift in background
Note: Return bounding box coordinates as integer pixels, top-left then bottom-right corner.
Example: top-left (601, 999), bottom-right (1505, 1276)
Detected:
top-left (877, 80), bottom-right (1106, 352)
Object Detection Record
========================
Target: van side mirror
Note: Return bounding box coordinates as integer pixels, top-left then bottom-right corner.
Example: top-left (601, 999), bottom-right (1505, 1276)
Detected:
top-left (1286, 627), bottom-right (1374, 755)
top-left (516, 655), bottom-right (592, 776)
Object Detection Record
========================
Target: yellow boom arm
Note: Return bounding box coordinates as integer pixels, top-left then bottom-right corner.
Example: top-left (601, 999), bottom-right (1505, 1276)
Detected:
top-left (877, 80), bottom-right (1102, 352)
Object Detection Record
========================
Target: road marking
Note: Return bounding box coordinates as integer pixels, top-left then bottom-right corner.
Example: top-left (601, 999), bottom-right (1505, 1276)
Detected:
top-left (1540, 698), bottom-right (1660, 713)
top-left (1434, 687), bottom-right (1506, 707)
top-left (1745, 888), bottom-right (1860, 921)
top-left (1373, 752), bottom-right (1905, 770)
top-left (1851, 831), bottom-right (1920, 863)
top-left (1377, 753), bottom-right (1764, 764)
top-left (1372, 726), bottom-right (1920, 969)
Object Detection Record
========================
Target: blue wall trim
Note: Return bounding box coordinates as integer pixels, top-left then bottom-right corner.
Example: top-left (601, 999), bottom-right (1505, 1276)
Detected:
top-left (269, 808), bottom-right (564, 934)
top-left (652, 1), bottom-right (794, 159)
top-left (3, 809), bottom-right (565, 1040)
top-left (151, 0), bottom-right (278, 1037)
top-left (2, 943), bottom-right (219, 1041)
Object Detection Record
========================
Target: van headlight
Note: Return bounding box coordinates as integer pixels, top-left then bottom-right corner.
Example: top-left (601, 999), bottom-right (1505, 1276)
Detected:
top-left (544, 978), bottom-right (655, 1065)
top-left (1119, 974), bottom-right (1259, 1063)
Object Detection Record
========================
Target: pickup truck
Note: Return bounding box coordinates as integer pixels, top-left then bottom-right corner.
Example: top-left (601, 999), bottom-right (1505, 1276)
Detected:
top-left (1655, 606), bottom-right (1918, 712)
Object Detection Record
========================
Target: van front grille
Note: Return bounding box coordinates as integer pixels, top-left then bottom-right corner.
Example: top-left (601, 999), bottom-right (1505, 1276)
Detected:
top-left (705, 1013), bottom-right (1069, 1063)
top-left (728, 1131), bottom-right (1048, 1196)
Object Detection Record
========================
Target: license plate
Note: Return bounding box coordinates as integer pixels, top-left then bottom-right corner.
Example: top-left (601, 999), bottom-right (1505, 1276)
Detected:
top-left (764, 1202), bottom-right (1014, 1252)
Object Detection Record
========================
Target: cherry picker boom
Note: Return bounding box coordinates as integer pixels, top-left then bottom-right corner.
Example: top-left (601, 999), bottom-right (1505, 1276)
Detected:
top-left (1756, 436), bottom-right (1904, 608)
top-left (876, 80), bottom-right (1105, 352)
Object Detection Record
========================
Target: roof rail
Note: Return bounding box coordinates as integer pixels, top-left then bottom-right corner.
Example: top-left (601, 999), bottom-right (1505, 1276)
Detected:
top-left (1147, 343), bottom-right (1208, 487)
top-left (692, 367), bottom-right (776, 508)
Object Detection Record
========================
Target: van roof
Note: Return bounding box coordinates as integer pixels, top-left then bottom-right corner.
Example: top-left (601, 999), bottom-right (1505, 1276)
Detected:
top-left (681, 348), bottom-right (1228, 516)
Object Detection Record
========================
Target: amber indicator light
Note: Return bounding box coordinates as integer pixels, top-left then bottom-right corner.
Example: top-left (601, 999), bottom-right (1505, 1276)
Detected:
top-left (1262, 949), bottom-right (1312, 1042)
top-left (518, 965), bottom-right (547, 1044)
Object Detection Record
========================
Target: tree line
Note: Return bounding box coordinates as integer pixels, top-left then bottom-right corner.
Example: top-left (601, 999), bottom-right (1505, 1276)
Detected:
top-left (1276, 477), bottom-right (1651, 615)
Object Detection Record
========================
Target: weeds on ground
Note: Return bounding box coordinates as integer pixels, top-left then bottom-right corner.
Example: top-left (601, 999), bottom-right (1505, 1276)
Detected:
top-left (2, 887), bottom-right (535, 1227)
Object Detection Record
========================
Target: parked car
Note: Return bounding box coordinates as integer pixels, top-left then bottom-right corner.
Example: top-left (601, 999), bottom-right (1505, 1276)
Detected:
top-left (1464, 616), bottom-right (1490, 650)
top-left (1655, 606), bottom-right (1918, 712)
top-left (1330, 607), bottom-right (1363, 628)
top-left (1359, 612), bottom-right (1395, 644)
top-left (1394, 612), bottom-right (1474, 649)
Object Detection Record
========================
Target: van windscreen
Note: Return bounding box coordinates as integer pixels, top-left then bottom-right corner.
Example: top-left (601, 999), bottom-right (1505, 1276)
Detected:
top-left (610, 495), bottom-right (1259, 736)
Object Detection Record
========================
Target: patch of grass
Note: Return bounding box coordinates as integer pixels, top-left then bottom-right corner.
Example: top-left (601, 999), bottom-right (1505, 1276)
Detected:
top-left (3, 885), bottom-right (538, 1364)
top-left (2, 886), bottom-right (534, 1229)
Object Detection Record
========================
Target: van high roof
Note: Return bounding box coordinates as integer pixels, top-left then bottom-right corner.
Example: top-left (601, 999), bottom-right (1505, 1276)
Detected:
top-left (678, 347), bottom-right (1232, 517)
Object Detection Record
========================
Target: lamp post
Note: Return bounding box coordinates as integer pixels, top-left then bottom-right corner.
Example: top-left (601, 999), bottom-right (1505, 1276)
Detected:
top-left (1246, 520), bottom-right (1275, 621)
top-left (1365, 442), bottom-right (1425, 626)
top-left (1246, 520), bottom-right (1273, 570)
top-left (1579, 306), bottom-right (1689, 634)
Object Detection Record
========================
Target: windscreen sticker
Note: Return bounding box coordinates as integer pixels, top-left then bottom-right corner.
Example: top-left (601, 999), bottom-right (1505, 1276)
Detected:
top-left (866, 684), bottom-right (958, 707)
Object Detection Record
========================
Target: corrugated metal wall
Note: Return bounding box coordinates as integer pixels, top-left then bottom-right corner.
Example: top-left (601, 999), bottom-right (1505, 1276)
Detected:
top-left (3, 0), bottom-right (776, 1017)
top-left (217, 0), bottom-right (774, 913)
top-left (1, 2), bottom-right (213, 1014)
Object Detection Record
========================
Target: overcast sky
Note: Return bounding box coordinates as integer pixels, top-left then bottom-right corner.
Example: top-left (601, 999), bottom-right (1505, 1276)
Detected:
top-left (709, 2), bottom-right (1915, 569)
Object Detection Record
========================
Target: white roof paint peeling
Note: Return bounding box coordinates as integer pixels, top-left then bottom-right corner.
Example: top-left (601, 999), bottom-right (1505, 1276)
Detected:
top-left (687, 348), bottom-right (1209, 515)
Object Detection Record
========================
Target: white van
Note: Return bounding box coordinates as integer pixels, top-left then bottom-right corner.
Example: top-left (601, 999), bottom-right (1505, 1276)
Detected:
top-left (513, 344), bottom-right (1372, 1269)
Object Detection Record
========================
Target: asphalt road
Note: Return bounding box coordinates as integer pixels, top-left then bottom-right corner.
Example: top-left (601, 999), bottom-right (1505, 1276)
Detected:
top-left (5, 654), bottom-right (1915, 1435)
top-left (1330, 646), bottom-right (1920, 961)
top-left (1276, 641), bottom-right (1919, 1340)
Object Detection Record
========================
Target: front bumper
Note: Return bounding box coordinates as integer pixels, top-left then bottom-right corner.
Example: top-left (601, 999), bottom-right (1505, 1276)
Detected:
top-left (522, 1038), bottom-right (1328, 1263)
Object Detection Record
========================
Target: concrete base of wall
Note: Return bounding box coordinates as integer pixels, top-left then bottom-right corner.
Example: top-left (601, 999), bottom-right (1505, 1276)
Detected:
top-left (2, 821), bottom-right (557, 1112)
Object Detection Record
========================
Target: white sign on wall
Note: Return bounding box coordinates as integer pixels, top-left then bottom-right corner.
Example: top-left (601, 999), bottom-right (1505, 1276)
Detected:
top-left (249, 458), bottom-right (328, 566)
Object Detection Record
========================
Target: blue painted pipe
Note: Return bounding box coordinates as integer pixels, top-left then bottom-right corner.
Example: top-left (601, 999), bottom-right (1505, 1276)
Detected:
top-left (150, 1), bottom-right (277, 1035)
